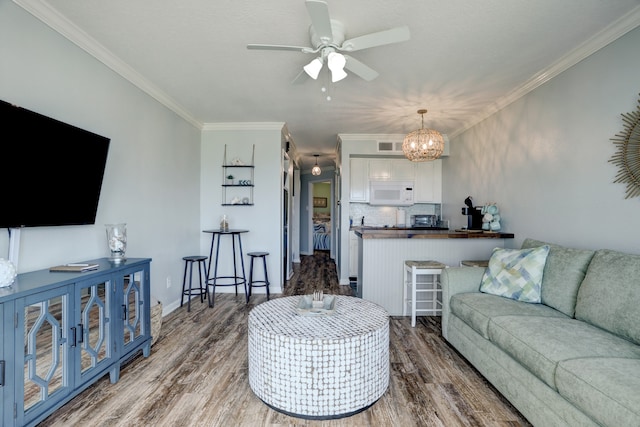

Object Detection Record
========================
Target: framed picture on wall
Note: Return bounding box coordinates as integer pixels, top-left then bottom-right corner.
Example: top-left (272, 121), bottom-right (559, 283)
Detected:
top-left (313, 197), bottom-right (327, 208)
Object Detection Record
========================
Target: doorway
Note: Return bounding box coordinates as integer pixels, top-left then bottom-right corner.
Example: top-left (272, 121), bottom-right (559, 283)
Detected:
top-left (310, 181), bottom-right (332, 256)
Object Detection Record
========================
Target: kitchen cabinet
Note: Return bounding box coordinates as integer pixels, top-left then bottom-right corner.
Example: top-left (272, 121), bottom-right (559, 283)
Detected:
top-left (349, 158), bottom-right (368, 202)
top-left (350, 157), bottom-right (441, 204)
top-left (0, 304), bottom-right (6, 425)
top-left (368, 159), bottom-right (414, 181)
top-left (414, 160), bottom-right (442, 203)
top-left (1, 258), bottom-right (151, 427)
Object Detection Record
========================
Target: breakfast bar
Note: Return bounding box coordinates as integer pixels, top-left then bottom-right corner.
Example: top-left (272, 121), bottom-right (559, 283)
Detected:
top-left (353, 228), bottom-right (515, 315)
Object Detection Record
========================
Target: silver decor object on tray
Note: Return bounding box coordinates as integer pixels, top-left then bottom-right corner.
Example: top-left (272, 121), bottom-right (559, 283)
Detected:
top-left (297, 293), bottom-right (336, 316)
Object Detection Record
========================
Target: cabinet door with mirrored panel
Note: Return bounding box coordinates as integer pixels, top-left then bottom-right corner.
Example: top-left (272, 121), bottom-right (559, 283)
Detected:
top-left (19, 286), bottom-right (73, 426)
top-left (1, 303), bottom-right (7, 427)
top-left (76, 275), bottom-right (116, 385)
top-left (119, 267), bottom-right (149, 357)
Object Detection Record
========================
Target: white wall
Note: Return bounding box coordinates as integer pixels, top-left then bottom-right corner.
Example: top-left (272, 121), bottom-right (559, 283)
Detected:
top-left (200, 125), bottom-right (285, 293)
top-left (0, 2), bottom-right (202, 313)
top-left (442, 26), bottom-right (640, 254)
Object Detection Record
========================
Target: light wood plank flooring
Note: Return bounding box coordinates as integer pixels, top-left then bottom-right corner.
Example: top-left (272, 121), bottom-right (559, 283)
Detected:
top-left (39, 252), bottom-right (530, 426)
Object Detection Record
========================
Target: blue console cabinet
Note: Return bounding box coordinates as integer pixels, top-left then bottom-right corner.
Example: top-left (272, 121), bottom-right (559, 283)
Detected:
top-left (0, 257), bottom-right (152, 427)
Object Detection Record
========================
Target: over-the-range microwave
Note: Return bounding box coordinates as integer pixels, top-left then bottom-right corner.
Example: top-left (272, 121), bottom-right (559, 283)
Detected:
top-left (369, 181), bottom-right (414, 206)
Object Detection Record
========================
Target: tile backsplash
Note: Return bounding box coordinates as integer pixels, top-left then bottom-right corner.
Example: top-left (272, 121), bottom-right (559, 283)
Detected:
top-left (350, 203), bottom-right (441, 227)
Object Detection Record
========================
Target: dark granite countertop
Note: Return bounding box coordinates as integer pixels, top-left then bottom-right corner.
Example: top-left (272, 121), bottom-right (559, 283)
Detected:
top-left (352, 227), bottom-right (514, 239)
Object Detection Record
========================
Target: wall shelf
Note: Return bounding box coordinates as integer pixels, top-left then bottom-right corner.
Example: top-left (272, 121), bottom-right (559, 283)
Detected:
top-left (222, 144), bottom-right (255, 206)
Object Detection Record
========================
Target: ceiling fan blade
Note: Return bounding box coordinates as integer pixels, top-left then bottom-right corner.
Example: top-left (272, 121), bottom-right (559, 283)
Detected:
top-left (343, 55), bottom-right (379, 81)
top-left (306, 0), bottom-right (333, 43)
top-left (340, 26), bottom-right (410, 52)
top-left (291, 69), bottom-right (309, 84)
top-left (247, 44), bottom-right (311, 52)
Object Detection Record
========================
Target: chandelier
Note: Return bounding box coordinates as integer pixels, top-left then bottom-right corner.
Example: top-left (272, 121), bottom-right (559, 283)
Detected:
top-left (311, 154), bottom-right (322, 176)
top-left (402, 109), bottom-right (444, 162)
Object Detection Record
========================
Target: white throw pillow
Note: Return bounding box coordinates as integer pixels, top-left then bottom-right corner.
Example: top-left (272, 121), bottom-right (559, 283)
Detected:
top-left (480, 245), bottom-right (550, 303)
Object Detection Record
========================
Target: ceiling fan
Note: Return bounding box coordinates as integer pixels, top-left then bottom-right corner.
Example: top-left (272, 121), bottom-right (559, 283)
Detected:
top-left (247, 0), bottom-right (410, 83)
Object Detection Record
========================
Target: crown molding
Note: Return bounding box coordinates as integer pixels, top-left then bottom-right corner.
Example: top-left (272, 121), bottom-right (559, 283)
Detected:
top-left (13, 1), bottom-right (640, 141)
top-left (13, 0), bottom-right (203, 129)
top-left (450, 4), bottom-right (640, 138)
top-left (202, 122), bottom-right (285, 131)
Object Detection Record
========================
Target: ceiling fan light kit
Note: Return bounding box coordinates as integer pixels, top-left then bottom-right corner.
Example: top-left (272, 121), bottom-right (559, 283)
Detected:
top-left (247, 0), bottom-right (410, 84)
top-left (327, 52), bottom-right (347, 82)
top-left (403, 109), bottom-right (445, 162)
top-left (303, 57), bottom-right (324, 79)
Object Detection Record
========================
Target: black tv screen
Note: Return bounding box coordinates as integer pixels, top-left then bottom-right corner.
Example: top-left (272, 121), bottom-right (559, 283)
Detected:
top-left (1, 99), bottom-right (111, 228)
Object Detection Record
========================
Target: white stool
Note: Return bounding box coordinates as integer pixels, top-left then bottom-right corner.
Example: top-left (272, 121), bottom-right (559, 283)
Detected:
top-left (403, 260), bottom-right (447, 327)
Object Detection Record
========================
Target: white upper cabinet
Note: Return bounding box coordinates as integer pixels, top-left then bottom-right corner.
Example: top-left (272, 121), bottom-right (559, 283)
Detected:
top-left (390, 159), bottom-right (415, 181)
top-left (368, 159), bottom-right (391, 180)
top-left (350, 158), bottom-right (368, 202)
top-left (351, 157), bottom-right (441, 203)
top-left (414, 159), bottom-right (442, 203)
top-left (369, 159), bottom-right (414, 181)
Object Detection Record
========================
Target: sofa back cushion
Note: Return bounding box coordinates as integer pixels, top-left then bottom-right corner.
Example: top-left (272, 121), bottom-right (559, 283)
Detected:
top-left (575, 249), bottom-right (640, 345)
top-left (521, 238), bottom-right (595, 317)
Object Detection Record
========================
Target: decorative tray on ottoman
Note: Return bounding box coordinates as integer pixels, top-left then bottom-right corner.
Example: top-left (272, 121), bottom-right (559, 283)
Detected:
top-left (296, 294), bottom-right (336, 316)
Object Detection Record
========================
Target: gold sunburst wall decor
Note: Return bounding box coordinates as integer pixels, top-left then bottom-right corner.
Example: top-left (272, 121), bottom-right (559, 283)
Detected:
top-left (609, 93), bottom-right (640, 199)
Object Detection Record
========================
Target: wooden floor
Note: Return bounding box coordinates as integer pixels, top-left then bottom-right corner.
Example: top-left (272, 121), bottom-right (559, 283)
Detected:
top-left (39, 252), bottom-right (530, 427)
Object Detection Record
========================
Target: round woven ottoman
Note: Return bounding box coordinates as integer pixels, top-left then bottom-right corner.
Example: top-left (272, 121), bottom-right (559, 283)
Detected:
top-left (248, 295), bottom-right (389, 420)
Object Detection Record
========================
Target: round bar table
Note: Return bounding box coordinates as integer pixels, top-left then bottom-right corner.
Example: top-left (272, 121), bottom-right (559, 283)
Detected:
top-left (248, 295), bottom-right (389, 420)
top-left (203, 229), bottom-right (248, 307)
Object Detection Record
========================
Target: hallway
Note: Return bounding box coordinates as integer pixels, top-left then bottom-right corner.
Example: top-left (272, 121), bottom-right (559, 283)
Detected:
top-left (283, 251), bottom-right (353, 296)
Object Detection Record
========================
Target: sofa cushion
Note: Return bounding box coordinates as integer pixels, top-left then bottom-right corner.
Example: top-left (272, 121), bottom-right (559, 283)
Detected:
top-left (487, 316), bottom-right (640, 390)
top-left (480, 245), bottom-right (549, 303)
top-left (575, 249), bottom-right (640, 345)
top-left (521, 238), bottom-right (595, 317)
top-left (556, 357), bottom-right (640, 427)
top-left (450, 293), bottom-right (568, 339)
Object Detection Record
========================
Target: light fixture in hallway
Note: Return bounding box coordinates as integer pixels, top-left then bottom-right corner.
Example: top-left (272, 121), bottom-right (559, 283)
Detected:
top-left (312, 154), bottom-right (322, 176)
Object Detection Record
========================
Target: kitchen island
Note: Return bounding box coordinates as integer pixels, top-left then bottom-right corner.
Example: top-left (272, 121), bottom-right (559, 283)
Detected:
top-left (353, 228), bottom-right (515, 315)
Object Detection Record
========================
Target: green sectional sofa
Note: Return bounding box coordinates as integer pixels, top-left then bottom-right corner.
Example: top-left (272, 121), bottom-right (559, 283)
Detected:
top-left (441, 238), bottom-right (640, 427)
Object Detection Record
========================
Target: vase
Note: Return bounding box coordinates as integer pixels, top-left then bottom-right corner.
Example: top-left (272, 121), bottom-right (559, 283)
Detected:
top-left (106, 223), bottom-right (127, 263)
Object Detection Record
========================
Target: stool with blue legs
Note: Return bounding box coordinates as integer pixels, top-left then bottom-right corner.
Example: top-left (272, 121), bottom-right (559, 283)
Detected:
top-left (181, 255), bottom-right (208, 312)
top-left (246, 252), bottom-right (270, 302)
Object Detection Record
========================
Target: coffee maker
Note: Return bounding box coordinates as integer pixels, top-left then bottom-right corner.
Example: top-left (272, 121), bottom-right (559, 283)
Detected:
top-left (461, 196), bottom-right (483, 230)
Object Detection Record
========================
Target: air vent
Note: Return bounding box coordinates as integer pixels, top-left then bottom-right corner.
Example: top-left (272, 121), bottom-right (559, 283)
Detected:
top-left (377, 141), bottom-right (403, 153)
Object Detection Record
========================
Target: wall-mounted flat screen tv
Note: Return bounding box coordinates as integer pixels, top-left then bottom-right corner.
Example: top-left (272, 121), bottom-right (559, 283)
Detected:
top-left (0, 99), bottom-right (111, 228)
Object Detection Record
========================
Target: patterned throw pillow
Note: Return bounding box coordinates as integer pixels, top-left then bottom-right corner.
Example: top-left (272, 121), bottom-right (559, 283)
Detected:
top-left (480, 245), bottom-right (550, 303)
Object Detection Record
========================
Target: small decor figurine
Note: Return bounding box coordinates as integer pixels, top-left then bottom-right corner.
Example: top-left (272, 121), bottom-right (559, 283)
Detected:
top-left (231, 157), bottom-right (244, 166)
top-left (105, 223), bottom-right (127, 263)
top-left (0, 258), bottom-right (17, 288)
top-left (481, 204), bottom-right (501, 231)
top-left (226, 174), bottom-right (234, 185)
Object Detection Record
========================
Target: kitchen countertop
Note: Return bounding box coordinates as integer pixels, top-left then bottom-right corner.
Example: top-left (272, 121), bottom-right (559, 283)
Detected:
top-left (352, 227), bottom-right (514, 239)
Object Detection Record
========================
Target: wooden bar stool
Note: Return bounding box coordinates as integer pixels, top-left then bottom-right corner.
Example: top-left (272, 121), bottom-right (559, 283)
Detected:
top-left (403, 260), bottom-right (447, 327)
top-left (246, 252), bottom-right (270, 302)
top-left (181, 255), bottom-right (208, 312)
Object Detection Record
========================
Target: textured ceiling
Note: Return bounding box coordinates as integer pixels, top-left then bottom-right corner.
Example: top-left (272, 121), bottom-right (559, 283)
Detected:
top-left (13, 0), bottom-right (640, 168)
